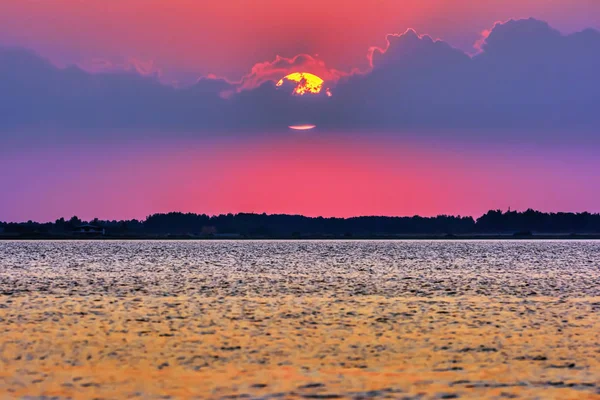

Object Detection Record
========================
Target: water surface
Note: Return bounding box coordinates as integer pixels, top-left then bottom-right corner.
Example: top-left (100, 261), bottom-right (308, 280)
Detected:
top-left (0, 240), bottom-right (598, 399)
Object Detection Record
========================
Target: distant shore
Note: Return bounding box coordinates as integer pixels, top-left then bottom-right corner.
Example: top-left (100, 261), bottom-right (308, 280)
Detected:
top-left (3, 209), bottom-right (600, 240)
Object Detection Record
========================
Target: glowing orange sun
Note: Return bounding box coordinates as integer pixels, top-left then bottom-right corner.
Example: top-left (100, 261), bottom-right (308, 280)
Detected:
top-left (277, 72), bottom-right (330, 96)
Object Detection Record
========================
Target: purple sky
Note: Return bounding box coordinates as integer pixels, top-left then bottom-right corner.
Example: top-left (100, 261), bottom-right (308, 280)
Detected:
top-left (1, 1), bottom-right (599, 221)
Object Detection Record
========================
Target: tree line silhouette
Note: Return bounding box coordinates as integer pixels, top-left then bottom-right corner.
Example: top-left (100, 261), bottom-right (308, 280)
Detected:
top-left (1, 209), bottom-right (600, 238)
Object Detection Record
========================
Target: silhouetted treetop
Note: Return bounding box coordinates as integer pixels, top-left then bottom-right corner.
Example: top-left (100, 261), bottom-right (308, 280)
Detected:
top-left (1, 209), bottom-right (599, 237)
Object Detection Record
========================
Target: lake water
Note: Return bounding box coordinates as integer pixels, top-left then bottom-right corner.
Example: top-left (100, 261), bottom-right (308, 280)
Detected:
top-left (0, 240), bottom-right (599, 398)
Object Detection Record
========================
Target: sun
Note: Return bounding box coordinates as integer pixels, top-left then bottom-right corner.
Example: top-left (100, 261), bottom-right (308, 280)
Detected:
top-left (276, 72), bottom-right (325, 95)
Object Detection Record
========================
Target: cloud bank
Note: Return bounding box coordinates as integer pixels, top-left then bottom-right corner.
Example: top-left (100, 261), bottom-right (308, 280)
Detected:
top-left (1, 18), bottom-right (599, 139)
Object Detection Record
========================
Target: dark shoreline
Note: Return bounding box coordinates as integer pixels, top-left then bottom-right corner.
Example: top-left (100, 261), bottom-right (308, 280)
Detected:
top-left (4, 210), bottom-right (600, 240)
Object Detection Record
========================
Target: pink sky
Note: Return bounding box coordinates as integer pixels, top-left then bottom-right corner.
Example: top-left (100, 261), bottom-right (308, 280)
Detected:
top-left (2, 135), bottom-right (598, 222)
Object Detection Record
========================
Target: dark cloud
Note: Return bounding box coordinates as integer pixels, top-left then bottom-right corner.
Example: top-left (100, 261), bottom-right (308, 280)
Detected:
top-left (322, 18), bottom-right (600, 133)
top-left (1, 18), bottom-right (599, 141)
top-left (0, 47), bottom-right (233, 133)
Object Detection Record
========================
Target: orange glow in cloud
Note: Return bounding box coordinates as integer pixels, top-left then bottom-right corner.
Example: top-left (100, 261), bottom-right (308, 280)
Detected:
top-left (237, 55), bottom-right (349, 92)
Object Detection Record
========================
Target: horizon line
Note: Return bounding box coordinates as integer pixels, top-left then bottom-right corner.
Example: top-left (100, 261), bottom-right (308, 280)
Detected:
top-left (3, 208), bottom-right (600, 225)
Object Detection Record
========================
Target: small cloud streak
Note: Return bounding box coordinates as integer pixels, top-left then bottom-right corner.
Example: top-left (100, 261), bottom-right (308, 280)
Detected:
top-left (78, 56), bottom-right (163, 78)
top-left (289, 124), bottom-right (316, 130)
top-left (473, 27), bottom-right (494, 53)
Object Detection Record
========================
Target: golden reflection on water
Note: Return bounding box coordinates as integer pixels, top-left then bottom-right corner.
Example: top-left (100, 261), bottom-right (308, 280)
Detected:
top-left (0, 241), bottom-right (599, 399)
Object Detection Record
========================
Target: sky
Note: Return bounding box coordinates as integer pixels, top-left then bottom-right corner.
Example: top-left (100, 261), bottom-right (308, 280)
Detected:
top-left (1, 0), bottom-right (599, 221)
top-left (2, 0), bottom-right (599, 83)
